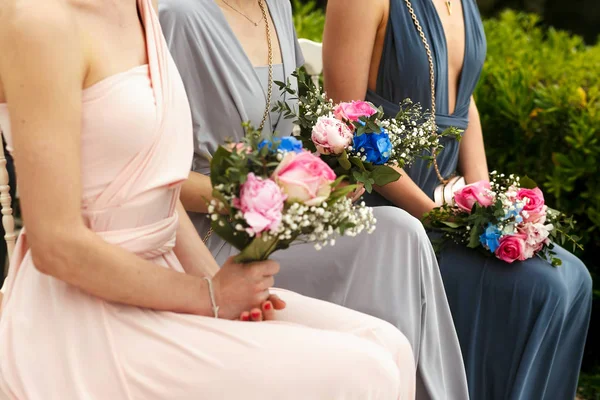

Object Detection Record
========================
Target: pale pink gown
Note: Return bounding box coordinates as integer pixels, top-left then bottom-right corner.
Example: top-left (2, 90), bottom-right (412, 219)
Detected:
top-left (0, 1), bottom-right (415, 399)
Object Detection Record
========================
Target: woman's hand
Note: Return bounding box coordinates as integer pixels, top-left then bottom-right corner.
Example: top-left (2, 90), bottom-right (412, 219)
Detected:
top-left (213, 257), bottom-right (280, 320)
top-left (239, 293), bottom-right (287, 322)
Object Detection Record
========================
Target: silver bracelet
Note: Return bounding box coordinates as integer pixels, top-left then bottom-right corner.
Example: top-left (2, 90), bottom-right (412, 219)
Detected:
top-left (203, 277), bottom-right (219, 318)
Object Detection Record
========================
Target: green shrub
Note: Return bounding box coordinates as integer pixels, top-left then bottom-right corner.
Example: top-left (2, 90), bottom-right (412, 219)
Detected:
top-left (476, 11), bottom-right (600, 269)
top-left (477, 15), bottom-right (600, 388)
top-left (291, 0), bottom-right (325, 42)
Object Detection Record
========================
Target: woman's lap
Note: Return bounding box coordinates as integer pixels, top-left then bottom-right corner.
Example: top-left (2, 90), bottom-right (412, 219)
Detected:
top-left (107, 289), bottom-right (413, 400)
top-left (438, 241), bottom-right (592, 398)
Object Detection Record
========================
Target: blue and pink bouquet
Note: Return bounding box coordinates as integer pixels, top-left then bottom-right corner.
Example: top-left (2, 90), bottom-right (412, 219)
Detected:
top-left (207, 124), bottom-right (376, 263)
top-left (274, 69), bottom-right (459, 192)
top-left (423, 172), bottom-right (582, 266)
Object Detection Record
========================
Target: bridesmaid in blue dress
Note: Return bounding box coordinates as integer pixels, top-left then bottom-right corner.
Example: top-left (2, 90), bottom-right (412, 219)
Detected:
top-left (323, 0), bottom-right (593, 398)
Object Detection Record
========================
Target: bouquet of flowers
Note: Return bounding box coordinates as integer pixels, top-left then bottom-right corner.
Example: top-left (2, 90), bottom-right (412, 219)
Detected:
top-left (207, 124), bottom-right (377, 263)
top-left (274, 69), bottom-right (460, 192)
top-left (423, 172), bottom-right (583, 266)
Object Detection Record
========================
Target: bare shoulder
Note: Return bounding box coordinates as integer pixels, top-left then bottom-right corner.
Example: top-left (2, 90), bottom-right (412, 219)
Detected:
top-left (0, 0), bottom-right (77, 45)
top-left (325, 0), bottom-right (386, 14)
top-left (0, 0), bottom-right (84, 96)
top-left (325, 0), bottom-right (385, 24)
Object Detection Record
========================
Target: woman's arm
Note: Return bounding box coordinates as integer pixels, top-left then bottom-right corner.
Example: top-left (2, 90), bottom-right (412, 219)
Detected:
top-left (323, 0), bottom-right (437, 218)
top-left (0, 6), bottom-right (222, 316)
top-left (323, 0), bottom-right (383, 101)
top-left (458, 97), bottom-right (489, 183)
top-left (180, 171), bottom-right (215, 213)
top-left (174, 200), bottom-right (220, 277)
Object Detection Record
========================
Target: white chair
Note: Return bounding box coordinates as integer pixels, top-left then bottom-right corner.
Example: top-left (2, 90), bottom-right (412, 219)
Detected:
top-left (298, 38), bottom-right (323, 89)
top-left (0, 132), bottom-right (15, 399)
top-left (0, 132), bottom-right (16, 279)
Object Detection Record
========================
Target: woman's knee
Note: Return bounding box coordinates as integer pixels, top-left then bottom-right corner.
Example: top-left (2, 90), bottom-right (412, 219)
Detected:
top-left (373, 319), bottom-right (415, 364)
top-left (521, 255), bottom-right (592, 315)
top-left (374, 206), bottom-right (427, 241)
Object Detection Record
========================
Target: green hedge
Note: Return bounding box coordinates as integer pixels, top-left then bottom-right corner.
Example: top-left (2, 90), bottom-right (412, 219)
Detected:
top-left (478, 11), bottom-right (600, 269)
top-left (291, 0), bottom-right (325, 42)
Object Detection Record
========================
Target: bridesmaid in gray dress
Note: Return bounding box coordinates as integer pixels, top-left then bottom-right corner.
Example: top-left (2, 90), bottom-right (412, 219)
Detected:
top-left (159, 0), bottom-right (470, 399)
top-left (323, 0), bottom-right (593, 398)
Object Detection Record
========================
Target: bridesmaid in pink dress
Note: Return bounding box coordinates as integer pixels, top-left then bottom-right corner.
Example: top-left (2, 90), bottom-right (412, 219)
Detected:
top-left (0, 0), bottom-right (416, 399)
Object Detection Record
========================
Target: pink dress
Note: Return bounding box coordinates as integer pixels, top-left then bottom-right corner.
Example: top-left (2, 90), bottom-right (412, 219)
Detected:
top-left (0, 1), bottom-right (415, 398)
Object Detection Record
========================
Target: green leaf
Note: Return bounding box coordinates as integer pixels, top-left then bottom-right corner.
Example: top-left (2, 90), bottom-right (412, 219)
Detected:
top-left (331, 175), bottom-right (346, 188)
top-left (211, 217), bottom-right (250, 251)
top-left (519, 175), bottom-right (538, 189)
top-left (329, 184), bottom-right (358, 201)
top-left (441, 221), bottom-right (462, 229)
top-left (338, 151), bottom-right (352, 170)
top-left (370, 165), bottom-right (402, 186)
top-left (349, 156), bottom-right (367, 171)
top-left (234, 235), bottom-right (281, 263)
top-left (468, 226), bottom-right (483, 248)
top-left (210, 146), bottom-right (233, 186)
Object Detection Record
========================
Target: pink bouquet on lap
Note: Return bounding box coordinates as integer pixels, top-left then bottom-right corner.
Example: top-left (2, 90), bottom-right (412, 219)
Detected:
top-left (207, 124), bottom-right (376, 263)
top-left (423, 172), bottom-right (583, 266)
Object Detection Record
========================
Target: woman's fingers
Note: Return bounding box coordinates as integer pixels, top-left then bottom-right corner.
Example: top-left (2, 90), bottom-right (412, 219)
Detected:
top-left (261, 301), bottom-right (276, 320)
top-left (268, 294), bottom-right (286, 310)
top-left (240, 311), bottom-right (251, 321)
top-left (250, 308), bottom-right (263, 322)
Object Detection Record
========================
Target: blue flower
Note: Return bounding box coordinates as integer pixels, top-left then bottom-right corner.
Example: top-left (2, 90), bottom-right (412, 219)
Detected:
top-left (353, 132), bottom-right (392, 165)
top-left (479, 223), bottom-right (502, 253)
top-left (502, 203), bottom-right (524, 223)
top-left (258, 136), bottom-right (303, 154)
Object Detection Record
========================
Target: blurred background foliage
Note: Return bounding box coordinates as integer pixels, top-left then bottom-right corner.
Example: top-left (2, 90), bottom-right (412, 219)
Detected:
top-left (291, 0), bottom-right (599, 398)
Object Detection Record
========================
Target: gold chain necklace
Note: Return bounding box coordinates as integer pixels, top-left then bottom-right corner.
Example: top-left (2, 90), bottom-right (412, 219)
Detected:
top-left (220, 0), bottom-right (265, 26)
top-left (203, 0), bottom-right (274, 244)
top-left (405, 0), bottom-right (448, 184)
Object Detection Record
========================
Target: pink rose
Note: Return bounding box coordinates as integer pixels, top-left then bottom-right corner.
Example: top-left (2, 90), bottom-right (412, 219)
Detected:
top-left (273, 151), bottom-right (336, 206)
top-left (311, 116), bottom-right (354, 155)
top-left (495, 234), bottom-right (527, 263)
top-left (453, 180), bottom-right (494, 212)
top-left (333, 101), bottom-right (378, 122)
top-left (519, 222), bottom-right (552, 247)
top-left (517, 188), bottom-right (546, 223)
top-left (235, 173), bottom-right (286, 235)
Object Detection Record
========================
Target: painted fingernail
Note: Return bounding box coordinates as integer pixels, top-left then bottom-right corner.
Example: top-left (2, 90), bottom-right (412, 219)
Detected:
top-left (264, 302), bottom-right (272, 310)
top-left (241, 314), bottom-right (249, 321)
top-left (251, 311), bottom-right (261, 318)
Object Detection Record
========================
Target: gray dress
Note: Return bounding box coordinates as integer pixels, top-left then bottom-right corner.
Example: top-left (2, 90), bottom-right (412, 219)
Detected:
top-left (159, 1), bottom-right (469, 398)
top-left (363, 0), bottom-right (593, 398)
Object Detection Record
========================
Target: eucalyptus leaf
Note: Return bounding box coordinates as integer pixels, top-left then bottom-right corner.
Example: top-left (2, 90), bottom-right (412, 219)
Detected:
top-left (370, 165), bottom-right (402, 186)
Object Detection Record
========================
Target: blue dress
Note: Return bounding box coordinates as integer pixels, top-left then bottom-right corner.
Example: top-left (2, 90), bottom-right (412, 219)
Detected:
top-left (363, 0), bottom-right (593, 398)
